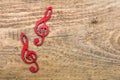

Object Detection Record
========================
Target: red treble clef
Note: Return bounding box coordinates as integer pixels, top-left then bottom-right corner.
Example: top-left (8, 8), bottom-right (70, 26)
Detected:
top-left (20, 33), bottom-right (39, 73)
top-left (34, 6), bottom-right (52, 46)
top-left (20, 6), bottom-right (53, 73)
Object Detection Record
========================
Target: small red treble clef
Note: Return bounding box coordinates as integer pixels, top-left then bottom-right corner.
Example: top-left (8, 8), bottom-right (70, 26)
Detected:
top-left (20, 33), bottom-right (39, 73)
top-left (34, 6), bottom-right (52, 46)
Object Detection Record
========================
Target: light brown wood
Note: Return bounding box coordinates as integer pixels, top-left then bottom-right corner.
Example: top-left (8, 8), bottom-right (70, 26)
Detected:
top-left (0, 0), bottom-right (120, 80)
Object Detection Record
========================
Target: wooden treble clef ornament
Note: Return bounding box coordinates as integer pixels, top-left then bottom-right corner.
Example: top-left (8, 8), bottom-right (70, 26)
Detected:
top-left (34, 6), bottom-right (52, 46)
top-left (20, 33), bottom-right (39, 73)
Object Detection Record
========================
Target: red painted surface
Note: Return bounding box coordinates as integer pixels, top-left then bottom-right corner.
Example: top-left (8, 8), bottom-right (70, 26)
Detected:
top-left (20, 6), bottom-right (52, 73)
top-left (34, 6), bottom-right (52, 46)
top-left (20, 33), bottom-right (39, 73)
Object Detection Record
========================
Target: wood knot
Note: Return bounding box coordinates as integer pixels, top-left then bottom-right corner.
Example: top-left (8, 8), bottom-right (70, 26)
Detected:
top-left (117, 36), bottom-right (120, 46)
top-left (91, 18), bottom-right (98, 24)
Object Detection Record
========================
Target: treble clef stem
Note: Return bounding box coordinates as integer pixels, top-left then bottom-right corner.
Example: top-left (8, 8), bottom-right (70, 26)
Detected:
top-left (20, 33), bottom-right (39, 73)
top-left (34, 6), bottom-right (53, 46)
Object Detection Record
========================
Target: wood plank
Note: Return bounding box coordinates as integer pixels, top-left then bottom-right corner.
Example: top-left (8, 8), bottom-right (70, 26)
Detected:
top-left (0, 0), bottom-right (120, 80)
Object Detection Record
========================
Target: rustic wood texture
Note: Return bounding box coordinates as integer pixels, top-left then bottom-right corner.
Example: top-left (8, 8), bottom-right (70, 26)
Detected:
top-left (0, 0), bottom-right (120, 80)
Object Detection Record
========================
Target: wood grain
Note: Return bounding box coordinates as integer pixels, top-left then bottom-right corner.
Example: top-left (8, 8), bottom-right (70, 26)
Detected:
top-left (0, 0), bottom-right (120, 80)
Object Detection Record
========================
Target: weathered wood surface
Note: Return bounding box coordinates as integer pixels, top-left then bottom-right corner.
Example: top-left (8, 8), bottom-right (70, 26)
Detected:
top-left (0, 0), bottom-right (120, 80)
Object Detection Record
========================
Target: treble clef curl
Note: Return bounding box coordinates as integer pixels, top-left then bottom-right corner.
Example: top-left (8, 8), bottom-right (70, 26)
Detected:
top-left (20, 33), bottom-right (39, 73)
top-left (34, 6), bottom-right (52, 46)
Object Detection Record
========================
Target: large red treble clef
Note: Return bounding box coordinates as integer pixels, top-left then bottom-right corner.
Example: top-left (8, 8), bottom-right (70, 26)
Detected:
top-left (20, 33), bottom-right (39, 73)
top-left (34, 6), bottom-right (52, 46)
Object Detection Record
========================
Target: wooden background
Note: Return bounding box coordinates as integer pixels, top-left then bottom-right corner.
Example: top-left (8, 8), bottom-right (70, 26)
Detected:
top-left (0, 0), bottom-right (120, 80)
